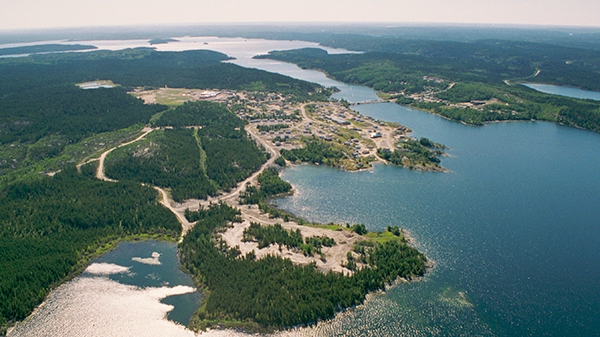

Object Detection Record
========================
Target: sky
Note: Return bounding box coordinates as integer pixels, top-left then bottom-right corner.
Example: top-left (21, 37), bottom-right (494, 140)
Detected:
top-left (1, 0), bottom-right (599, 31)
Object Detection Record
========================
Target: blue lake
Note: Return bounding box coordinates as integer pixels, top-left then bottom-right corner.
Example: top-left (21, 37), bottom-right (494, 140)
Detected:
top-left (523, 83), bottom-right (600, 101)
top-left (89, 240), bottom-right (201, 326)
top-left (278, 103), bottom-right (600, 336)
top-left (9, 240), bottom-right (201, 336)
top-left (8, 36), bottom-right (600, 337)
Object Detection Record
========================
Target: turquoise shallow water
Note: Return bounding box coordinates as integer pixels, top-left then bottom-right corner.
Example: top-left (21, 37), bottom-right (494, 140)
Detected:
top-left (277, 104), bottom-right (600, 336)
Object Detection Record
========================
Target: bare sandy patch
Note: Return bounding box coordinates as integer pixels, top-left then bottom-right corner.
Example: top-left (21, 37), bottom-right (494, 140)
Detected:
top-left (220, 205), bottom-right (364, 275)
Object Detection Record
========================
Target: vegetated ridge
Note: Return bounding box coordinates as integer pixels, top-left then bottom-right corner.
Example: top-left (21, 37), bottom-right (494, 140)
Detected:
top-left (0, 46), bottom-right (428, 334)
top-left (256, 40), bottom-right (600, 132)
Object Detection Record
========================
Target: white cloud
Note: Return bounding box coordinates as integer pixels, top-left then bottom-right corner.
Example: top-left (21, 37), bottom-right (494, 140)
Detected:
top-left (85, 263), bottom-right (131, 275)
top-left (132, 251), bottom-right (162, 265)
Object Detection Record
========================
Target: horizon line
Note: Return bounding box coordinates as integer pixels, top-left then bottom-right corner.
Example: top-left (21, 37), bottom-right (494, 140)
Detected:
top-left (2, 21), bottom-right (600, 34)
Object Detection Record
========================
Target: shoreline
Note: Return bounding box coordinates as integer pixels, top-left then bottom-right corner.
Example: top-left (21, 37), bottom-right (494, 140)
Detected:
top-left (7, 92), bottom-right (433, 335)
top-left (4, 234), bottom-right (179, 335)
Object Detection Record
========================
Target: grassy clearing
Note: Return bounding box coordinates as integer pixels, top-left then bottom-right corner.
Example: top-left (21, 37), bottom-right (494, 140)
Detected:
top-left (154, 89), bottom-right (195, 106)
top-left (300, 221), bottom-right (347, 232)
top-left (377, 92), bottom-right (394, 100)
top-left (364, 230), bottom-right (406, 244)
top-left (334, 127), bottom-right (362, 143)
top-left (0, 124), bottom-right (147, 189)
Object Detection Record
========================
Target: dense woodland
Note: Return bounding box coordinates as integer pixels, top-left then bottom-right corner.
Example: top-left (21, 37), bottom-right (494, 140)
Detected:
top-left (0, 44), bottom-right (97, 56)
top-left (0, 36), bottom-right (482, 333)
top-left (258, 45), bottom-right (600, 132)
top-left (239, 167), bottom-right (292, 205)
top-left (0, 168), bottom-right (181, 332)
top-left (0, 48), bottom-right (327, 101)
top-left (0, 84), bottom-right (166, 183)
top-left (0, 47), bottom-right (329, 333)
top-left (105, 128), bottom-right (217, 201)
top-left (179, 203), bottom-right (427, 331)
top-left (105, 101), bottom-right (268, 201)
top-left (0, 48), bottom-right (326, 188)
top-left (280, 138), bottom-right (348, 167)
top-left (237, 167), bottom-right (295, 220)
top-left (258, 36), bottom-right (600, 91)
top-left (378, 138), bottom-right (445, 171)
top-left (0, 86), bottom-right (165, 145)
top-left (242, 222), bottom-right (335, 256)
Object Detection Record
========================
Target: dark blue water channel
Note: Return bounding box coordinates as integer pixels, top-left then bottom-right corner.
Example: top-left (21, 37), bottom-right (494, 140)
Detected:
top-left (277, 103), bottom-right (600, 336)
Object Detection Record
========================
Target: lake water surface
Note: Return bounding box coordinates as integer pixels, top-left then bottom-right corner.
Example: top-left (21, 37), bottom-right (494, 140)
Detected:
top-left (278, 114), bottom-right (600, 336)
top-left (523, 83), bottom-right (600, 101)
top-left (267, 53), bottom-right (600, 335)
top-left (7, 36), bottom-right (600, 337)
top-left (8, 241), bottom-right (200, 337)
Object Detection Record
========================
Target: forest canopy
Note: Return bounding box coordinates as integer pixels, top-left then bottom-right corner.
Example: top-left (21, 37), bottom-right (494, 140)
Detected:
top-left (0, 48), bottom-right (324, 188)
top-left (180, 203), bottom-right (427, 331)
top-left (258, 46), bottom-right (600, 132)
top-left (0, 47), bottom-right (322, 332)
top-left (0, 168), bottom-right (181, 330)
top-left (105, 101), bottom-right (268, 201)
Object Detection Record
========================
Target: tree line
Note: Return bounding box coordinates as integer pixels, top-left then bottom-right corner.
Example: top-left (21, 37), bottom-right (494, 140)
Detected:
top-left (377, 138), bottom-right (445, 170)
top-left (280, 138), bottom-right (347, 167)
top-left (0, 48), bottom-right (328, 189)
top-left (258, 45), bottom-right (600, 133)
top-left (240, 167), bottom-right (292, 205)
top-left (106, 101), bottom-right (268, 202)
top-left (179, 203), bottom-right (427, 331)
top-left (0, 167), bottom-right (180, 332)
top-left (242, 222), bottom-right (336, 256)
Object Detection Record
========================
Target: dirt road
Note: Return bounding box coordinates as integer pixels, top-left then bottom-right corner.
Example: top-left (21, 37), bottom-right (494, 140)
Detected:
top-left (85, 119), bottom-right (360, 273)
top-left (95, 127), bottom-right (155, 182)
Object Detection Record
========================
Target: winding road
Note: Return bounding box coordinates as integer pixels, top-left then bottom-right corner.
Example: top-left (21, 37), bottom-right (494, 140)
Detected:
top-left (95, 127), bottom-right (155, 182)
top-left (82, 126), bottom-right (197, 236)
top-left (79, 113), bottom-right (366, 274)
top-left (83, 123), bottom-right (281, 238)
top-left (82, 100), bottom-right (394, 240)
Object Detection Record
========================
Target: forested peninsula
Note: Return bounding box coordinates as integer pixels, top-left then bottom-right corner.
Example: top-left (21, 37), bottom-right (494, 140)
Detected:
top-left (0, 48), bottom-right (427, 334)
top-left (255, 39), bottom-right (600, 132)
top-left (0, 44), bottom-right (97, 56)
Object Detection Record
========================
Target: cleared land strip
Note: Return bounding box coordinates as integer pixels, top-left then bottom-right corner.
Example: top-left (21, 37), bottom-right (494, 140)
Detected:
top-left (82, 126), bottom-right (198, 236)
top-left (84, 116), bottom-right (377, 274)
top-left (86, 123), bottom-right (282, 238)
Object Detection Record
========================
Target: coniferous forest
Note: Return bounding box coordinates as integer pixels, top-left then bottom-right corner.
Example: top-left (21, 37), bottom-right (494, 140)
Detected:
top-left (0, 48), bottom-right (325, 187)
top-left (0, 41), bottom-right (433, 334)
top-left (0, 168), bottom-right (181, 330)
top-left (258, 45), bottom-right (600, 132)
top-left (105, 101), bottom-right (268, 201)
top-left (280, 138), bottom-right (347, 166)
top-left (179, 203), bottom-right (427, 331)
top-left (0, 48), bottom-right (326, 332)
